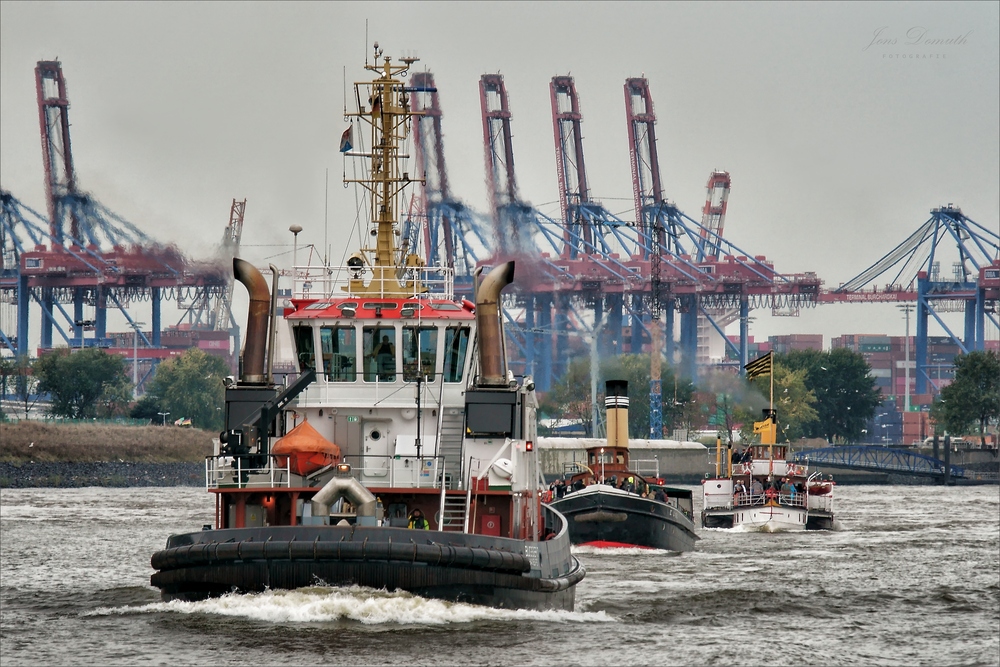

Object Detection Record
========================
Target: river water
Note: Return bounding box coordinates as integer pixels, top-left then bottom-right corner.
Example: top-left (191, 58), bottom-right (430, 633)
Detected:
top-left (1, 485), bottom-right (997, 666)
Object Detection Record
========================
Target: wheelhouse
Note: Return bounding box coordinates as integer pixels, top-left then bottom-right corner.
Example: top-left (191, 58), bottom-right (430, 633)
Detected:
top-left (286, 297), bottom-right (476, 385)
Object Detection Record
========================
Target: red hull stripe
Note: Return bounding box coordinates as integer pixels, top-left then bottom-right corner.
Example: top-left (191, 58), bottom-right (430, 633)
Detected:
top-left (579, 540), bottom-right (654, 549)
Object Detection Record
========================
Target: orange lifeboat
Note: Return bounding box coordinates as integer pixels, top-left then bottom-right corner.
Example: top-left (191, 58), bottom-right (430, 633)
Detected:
top-left (271, 420), bottom-right (341, 476)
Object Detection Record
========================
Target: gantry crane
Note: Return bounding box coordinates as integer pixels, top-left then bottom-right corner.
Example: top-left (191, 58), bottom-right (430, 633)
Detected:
top-left (408, 71), bottom-right (490, 291)
top-left (2, 60), bottom-right (231, 360)
top-left (823, 205), bottom-right (1000, 393)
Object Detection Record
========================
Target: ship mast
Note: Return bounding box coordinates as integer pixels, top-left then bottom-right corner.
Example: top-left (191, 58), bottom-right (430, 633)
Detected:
top-left (344, 43), bottom-right (425, 297)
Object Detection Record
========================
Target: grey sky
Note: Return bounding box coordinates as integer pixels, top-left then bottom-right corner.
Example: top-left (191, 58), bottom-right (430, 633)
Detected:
top-left (1, 1), bottom-right (997, 347)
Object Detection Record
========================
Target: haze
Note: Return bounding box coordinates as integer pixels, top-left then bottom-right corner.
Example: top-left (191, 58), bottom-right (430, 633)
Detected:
top-left (1, 1), bottom-right (997, 346)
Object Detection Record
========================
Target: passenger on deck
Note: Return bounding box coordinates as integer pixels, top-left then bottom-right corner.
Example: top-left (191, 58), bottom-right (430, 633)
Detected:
top-left (741, 448), bottom-right (753, 464)
top-left (373, 335), bottom-right (396, 381)
top-left (780, 478), bottom-right (795, 504)
top-left (407, 508), bottom-right (429, 529)
top-left (750, 478), bottom-right (764, 502)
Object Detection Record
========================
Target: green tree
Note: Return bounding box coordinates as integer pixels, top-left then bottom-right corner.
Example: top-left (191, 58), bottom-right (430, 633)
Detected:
top-left (931, 350), bottom-right (1000, 447)
top-left (746, 363), bottom-right (819, 442)
top-left (700, 369), bottom-right (766, 445)
top-left (34, 349), bottom-right (131, 419)
top-left (662, 371), bottom-right (698, 437)
top-left (1, 356), bottom-right (39, 419)
top-left (148, 348), bottom-right (228, 431)
top-left (130, 394), bottom-right (165, 422)
top-left (601, 354), bottom-right (654, 438)
top-left (538, 353), bottom-right (696, 439)
top-left (781, 348), bottom-right (881, 443)
top-left (538, 356), bottom-right (593, 434)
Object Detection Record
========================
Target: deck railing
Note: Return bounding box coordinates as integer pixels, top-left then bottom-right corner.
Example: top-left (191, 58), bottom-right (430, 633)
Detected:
top-left (291, 265), bottom-right (455, 300)
top-left (734, 491), bottom-right (807, 508)
top-left (342, 453), bottom-right (446, 489)
top-left (206, 455), bottom-right (293, 489)
top-left (206, 453), bottom-right (448, 491)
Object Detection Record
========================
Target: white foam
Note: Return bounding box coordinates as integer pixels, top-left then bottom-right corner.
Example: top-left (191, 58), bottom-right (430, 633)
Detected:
top-left (572, 545), bottom-right (674, 556)
top-left (88, 586), bottom-right (616, 625)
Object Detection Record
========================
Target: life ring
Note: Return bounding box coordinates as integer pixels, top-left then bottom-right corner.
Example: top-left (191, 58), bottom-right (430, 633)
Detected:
top-left (742, 462), bottom-right (753, 474)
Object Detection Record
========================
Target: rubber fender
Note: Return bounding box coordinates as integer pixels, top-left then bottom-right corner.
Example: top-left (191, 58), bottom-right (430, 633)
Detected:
top-left (238, 541), bottom-right (267, 561)
top-left (263, 540), bottom-right (289, 560)
top-left (214, 542), bottom-right (242, 561)
top-left (287, 541), bottom-right (316, 560)
top-left (152, 539), bottom-right (532, 574)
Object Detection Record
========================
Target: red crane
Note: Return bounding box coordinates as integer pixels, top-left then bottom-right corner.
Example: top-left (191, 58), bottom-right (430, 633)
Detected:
top-left (699, 171), bottom-right (731, 261)
top-left (7, 60), bottom-right (231, 361)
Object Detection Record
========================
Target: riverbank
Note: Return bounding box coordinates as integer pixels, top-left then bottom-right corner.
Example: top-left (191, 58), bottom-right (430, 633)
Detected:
top-left (0, 421), bottom-right (213, 488)
top-left (0, 421), bottom-right (214, 463)
top-left (0, 461), bottom-right (204, 488)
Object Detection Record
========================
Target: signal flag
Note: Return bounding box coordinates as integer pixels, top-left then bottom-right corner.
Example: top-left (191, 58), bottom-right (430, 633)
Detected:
top-left (744, 351), bottom-right (773, 381)
top-left (339, 126), bottom-right (353, 153)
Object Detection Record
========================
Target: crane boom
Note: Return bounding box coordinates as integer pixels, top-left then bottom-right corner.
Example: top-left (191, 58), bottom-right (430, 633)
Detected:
top-left (212, 199), bottom-right (245, 331)
top-left (699, 171), bottom-right (731, 261)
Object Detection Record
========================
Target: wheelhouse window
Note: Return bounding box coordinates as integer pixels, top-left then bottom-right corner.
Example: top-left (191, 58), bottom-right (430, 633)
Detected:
top-left (363, 326), bottom-right (396, 382)
top-left (321, 326), bottom-right (357, 381)
top-left (402, 326), bottom-right (438, 382)
top-left (443, 326), bottom-right (470, 383)
top-left (293, 325), bottom-right (316, 371)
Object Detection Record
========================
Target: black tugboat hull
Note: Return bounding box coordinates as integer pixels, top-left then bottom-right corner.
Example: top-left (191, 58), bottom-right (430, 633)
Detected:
top-left (151, 525), bottom-right (584, 611)
top-left (549, 489), bottom-right (699, 552)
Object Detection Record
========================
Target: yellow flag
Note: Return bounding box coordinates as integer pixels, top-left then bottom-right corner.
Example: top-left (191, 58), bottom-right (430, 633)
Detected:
top-left (744, 351), bottom-right (773, 380)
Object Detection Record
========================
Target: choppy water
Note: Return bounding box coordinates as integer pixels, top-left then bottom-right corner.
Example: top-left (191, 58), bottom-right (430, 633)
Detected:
top-left (1, 485), bottom-right (997, 666)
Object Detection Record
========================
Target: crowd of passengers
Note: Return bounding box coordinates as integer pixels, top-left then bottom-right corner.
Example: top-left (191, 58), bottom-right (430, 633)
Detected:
top-left (733, 476), bottom-right (806, 506)
top-left (548, 475), bottom-right (671, 503)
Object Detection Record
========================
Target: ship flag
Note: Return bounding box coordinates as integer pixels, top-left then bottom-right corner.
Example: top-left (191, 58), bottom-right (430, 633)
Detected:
top-left (744, 351), bottom-right (773, 381)
top-left (339, 125), bottom-right (353, 153)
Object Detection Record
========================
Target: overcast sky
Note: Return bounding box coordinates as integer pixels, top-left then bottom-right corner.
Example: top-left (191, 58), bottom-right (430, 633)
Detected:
top-left (2, 1), bottom-right (997, 348)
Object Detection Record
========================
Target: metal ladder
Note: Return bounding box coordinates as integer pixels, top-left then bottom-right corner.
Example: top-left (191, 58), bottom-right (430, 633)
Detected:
top-left (438, 409), bottom-right (465, 488)
top-left (439, 494), bottom-right (467, 532)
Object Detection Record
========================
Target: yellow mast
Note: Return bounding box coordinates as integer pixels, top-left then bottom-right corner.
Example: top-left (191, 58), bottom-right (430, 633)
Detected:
top-left (343, 44), bottom-right (425, 297)
top-left (748, 351), bottom-right (776, 475)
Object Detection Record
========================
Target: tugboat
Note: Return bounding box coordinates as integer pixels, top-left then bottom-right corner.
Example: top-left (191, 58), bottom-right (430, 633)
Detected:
top-left (700, 409), bottom-right (835, 531)
top-left (547, 381), bottom-right (699, 551)
top-left (150, 46), bottom-right (584, 610)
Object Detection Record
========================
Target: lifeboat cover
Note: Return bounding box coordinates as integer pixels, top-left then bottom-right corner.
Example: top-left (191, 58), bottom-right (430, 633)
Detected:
top-left (272, 420), bottom-right (342, 476)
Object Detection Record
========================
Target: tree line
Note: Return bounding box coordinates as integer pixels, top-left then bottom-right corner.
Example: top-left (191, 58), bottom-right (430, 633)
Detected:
top-left (0, 348), bottom-right (228, 431)
top-left (539, 348), bottom-right (999, 446)
top-left (3, 345), bottom-right (996, 445)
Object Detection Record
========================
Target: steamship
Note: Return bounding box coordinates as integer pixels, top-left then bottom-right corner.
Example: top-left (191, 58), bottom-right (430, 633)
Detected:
top-left (701, 410), bottom-right (835, 531)
top-left (149, 46), bottom-right (584, 610)
top-left (547, 381), bottom-right (699, 552)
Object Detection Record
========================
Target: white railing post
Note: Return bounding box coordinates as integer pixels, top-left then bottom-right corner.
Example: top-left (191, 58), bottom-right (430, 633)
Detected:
top-left (437, 459), bottom-right (447, 530)
top-left (464, 482), bottom-right (473, 533)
